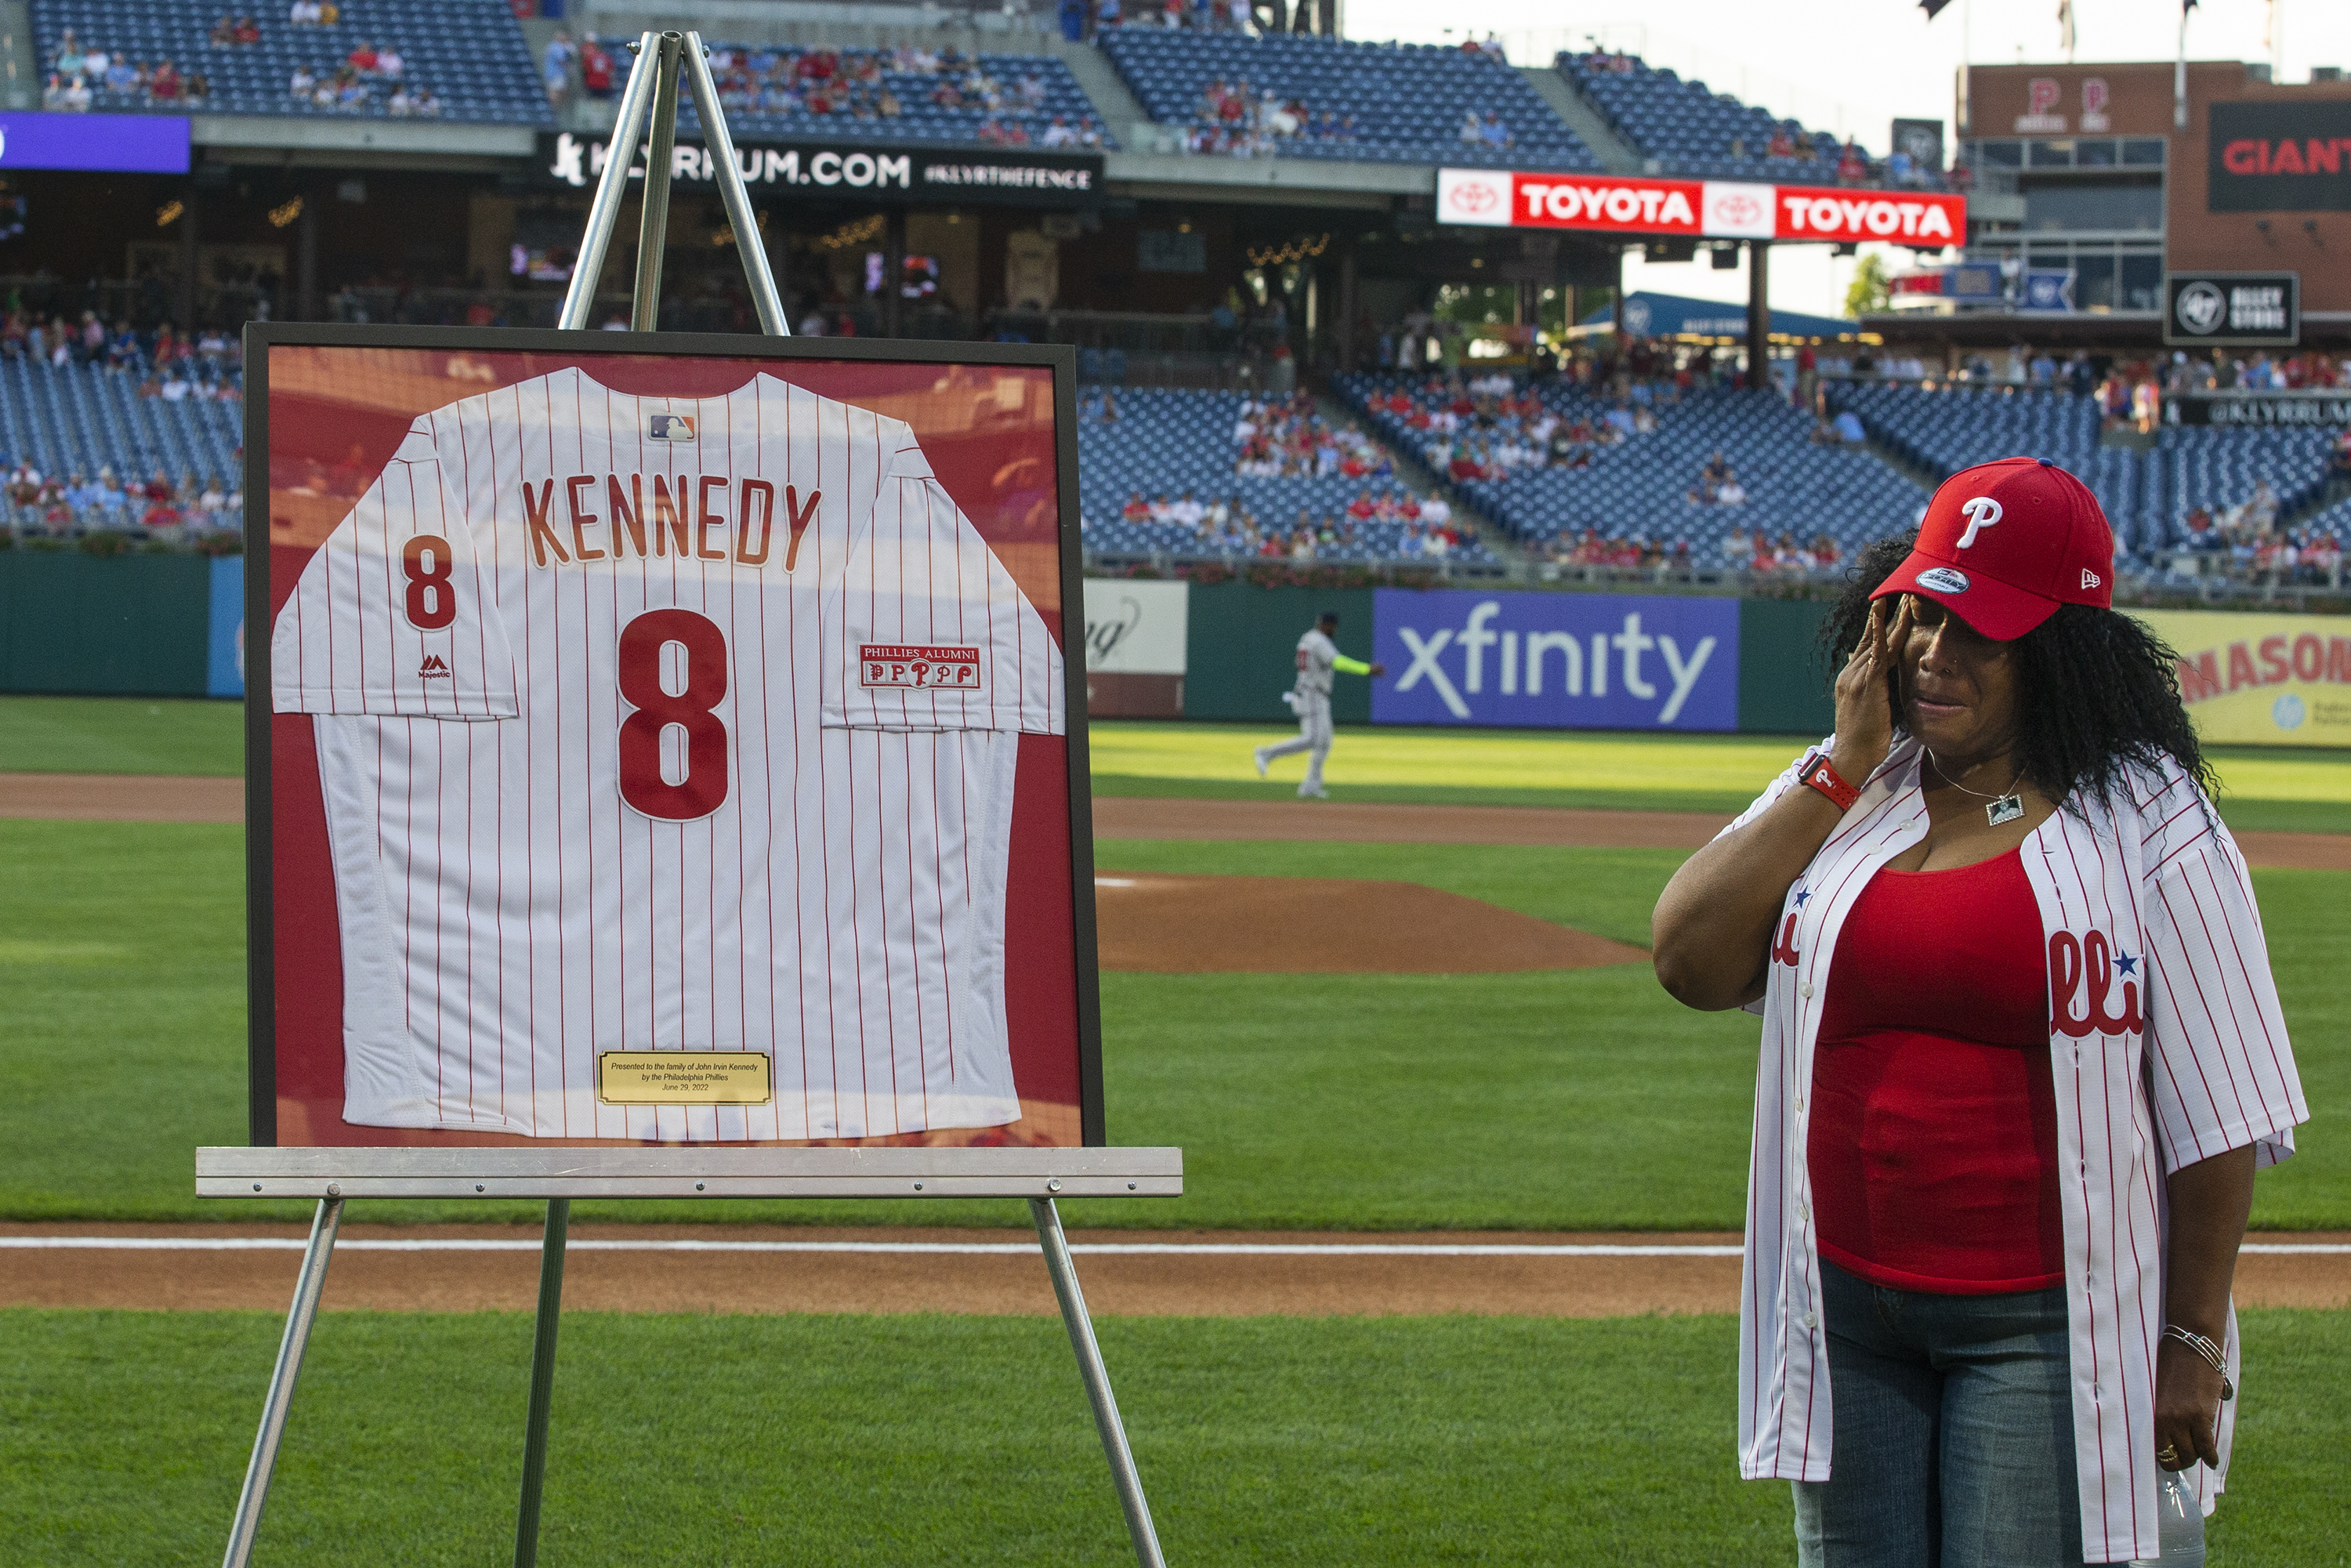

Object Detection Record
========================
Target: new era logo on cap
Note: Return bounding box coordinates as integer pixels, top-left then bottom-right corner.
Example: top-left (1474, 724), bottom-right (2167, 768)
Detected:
top-left (1871, 456), bottom-right (2116, 640)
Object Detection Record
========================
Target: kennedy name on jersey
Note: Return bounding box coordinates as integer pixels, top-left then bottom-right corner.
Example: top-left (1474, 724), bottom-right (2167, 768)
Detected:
top-left (520, 473), bottom-right (822, 572)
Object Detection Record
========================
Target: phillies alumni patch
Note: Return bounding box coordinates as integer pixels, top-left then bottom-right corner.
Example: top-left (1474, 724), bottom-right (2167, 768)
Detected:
top-left (860, 644), bottom-right (983, 690)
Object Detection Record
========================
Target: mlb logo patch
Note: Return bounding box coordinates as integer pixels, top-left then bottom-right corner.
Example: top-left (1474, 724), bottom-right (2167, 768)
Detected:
top-left (647, 413), bottom-right (697, 443)
top-left (860, 644), bottom-right (983, 691)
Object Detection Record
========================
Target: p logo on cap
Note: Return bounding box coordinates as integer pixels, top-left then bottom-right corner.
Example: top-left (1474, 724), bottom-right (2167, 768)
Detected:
top-left (1870, 456), bottom-right (2116, 640)
top-left (1956, 497), bottom-right (2001, 549)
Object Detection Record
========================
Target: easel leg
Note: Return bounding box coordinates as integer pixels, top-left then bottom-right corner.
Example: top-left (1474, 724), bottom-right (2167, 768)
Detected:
top-left (221, 1196), bottom-right (342, 1568)
top-left (1029, 1198), bottom-right (1168, 1568)
top-left (513, 1197), bottom-right (571, 1568)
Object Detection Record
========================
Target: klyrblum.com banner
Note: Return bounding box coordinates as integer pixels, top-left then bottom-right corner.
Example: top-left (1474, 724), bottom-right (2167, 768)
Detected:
top-left (2135, 607), bottom-right (2351, 748)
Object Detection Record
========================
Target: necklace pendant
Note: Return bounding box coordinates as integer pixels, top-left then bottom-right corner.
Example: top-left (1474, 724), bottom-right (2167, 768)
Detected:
top-left (1986, 795), bottom-right (2025, 827)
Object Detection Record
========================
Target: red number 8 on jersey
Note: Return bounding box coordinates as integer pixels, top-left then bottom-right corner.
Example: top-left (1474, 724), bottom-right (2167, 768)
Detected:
top-left (616, 609), bottom-right (730, 822)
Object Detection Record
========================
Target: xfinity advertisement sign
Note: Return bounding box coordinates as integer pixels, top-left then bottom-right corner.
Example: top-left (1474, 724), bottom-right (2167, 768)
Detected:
top-left (1371, 591), bottom-right (1738, 730)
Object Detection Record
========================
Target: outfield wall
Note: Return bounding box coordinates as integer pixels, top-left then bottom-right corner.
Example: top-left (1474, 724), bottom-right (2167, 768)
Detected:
top-left (9, 562), bottom-right (2340, 750)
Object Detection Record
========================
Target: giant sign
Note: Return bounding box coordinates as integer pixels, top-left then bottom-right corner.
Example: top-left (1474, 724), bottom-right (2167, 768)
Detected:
top-left (1437, 168), bottom-right (1964, 247)
top-left (1371, 590), bottom-right (1738, 730)
top-left (539, 132), bottom-right (1103, 205)
top-left (2208, 100), bottom-right (2351, 212)
top-left (2135, 609), bottom-right (2351, 748)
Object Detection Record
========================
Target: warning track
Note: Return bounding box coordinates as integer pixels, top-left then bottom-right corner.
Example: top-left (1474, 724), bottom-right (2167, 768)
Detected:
top-left (3, 1226), bottom-right (2345, 1317)
top-left (5, 776), bottom-right (2342, 871)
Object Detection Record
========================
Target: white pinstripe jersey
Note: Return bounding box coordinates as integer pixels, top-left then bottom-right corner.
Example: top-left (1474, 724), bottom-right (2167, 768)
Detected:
top-left (271, 368), bottom-right (1067, 1142)
top-left (1730, 737), bottom-right (2306, 1563)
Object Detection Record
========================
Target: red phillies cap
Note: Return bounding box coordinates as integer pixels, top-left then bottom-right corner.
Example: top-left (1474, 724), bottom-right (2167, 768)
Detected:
top-left (1871, 456), bottom-right (2115, 640)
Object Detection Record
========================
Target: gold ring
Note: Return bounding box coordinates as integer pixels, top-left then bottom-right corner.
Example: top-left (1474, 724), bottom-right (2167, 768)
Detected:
top-left (2156, 1443), bottom-right (2179, 1466)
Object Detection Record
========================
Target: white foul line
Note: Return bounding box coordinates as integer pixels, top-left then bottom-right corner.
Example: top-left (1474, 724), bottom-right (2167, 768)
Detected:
top-left (1, 1237), bottom-right (2346, 1257)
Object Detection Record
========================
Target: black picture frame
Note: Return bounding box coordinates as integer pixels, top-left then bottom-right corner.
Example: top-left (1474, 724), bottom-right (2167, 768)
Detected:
top-left (241, 322), bottom-right (1104, 1149)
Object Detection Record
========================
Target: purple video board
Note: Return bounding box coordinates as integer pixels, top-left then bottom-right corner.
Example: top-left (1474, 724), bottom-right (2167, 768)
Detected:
top-left (0, 112), bottom-right (190, 174)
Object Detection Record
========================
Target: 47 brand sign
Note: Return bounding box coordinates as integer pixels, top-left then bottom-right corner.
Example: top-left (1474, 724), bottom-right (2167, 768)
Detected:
top-left (2164, 270), bottom-right (2299, 348)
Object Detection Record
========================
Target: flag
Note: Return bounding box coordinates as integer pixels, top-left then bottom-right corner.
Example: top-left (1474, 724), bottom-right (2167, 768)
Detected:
top-left (1918, 0), bottom-right (1954, 17)
top-left (2059, 0), bottom-right (2075, 56)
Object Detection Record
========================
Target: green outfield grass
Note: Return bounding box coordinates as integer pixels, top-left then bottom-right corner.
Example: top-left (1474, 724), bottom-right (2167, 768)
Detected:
top-left (5, 700), bottom-right (2343, 830)
top-left (3, 1305), bottom-right (2341, 1566)
top-left (1095, 722), bottom-right (2351, 834)
top-left (3, 821), bottom-right (2340, 1231)
top-left (0, 695), bottom-right (243, 776)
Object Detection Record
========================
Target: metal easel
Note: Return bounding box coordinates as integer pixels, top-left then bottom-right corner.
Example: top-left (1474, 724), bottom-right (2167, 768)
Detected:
top-left (215, 34), bottom-right (1173, 1568)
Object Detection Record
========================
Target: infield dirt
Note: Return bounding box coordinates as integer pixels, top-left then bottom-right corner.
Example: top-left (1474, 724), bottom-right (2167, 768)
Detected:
top-left (5, 1224), bottom-right (2346, 1316)
top-left (5, 774), bottom-right (2342, 870)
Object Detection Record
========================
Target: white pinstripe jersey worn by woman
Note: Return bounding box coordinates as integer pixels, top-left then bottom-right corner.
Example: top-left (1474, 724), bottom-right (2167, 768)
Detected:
top-left (1654, 457), bottom-right (2306, 1566)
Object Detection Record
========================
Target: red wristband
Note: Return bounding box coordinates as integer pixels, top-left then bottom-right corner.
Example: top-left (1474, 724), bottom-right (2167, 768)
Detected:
top-left (1799, 752), bottom-right (1860, 813)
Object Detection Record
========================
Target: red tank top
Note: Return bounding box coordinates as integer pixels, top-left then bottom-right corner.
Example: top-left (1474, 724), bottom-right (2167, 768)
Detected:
top-left (1807, 847), bottom-right (2064, 1295)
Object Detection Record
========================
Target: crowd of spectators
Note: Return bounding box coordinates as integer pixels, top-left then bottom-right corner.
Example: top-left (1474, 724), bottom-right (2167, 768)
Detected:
top-left (1230, 393), bottom-right (1392, 480)
top-left (286, 39), bottom-right (438, 116)
top-left (1113, 483), bottom-right (1463, 561)
top-left (4, 458), bottom-right (240, 541)
top-left (1179, 77), bottom-right (1364, 158)
top-left (2170, 475), bottom-right (2347, 590)
top-left (38, 20), bottom-right (441, 116)
top-left (1361, 371), bottom-right (1667, 487)
top-left (553, 38), bottom-right (1109, 147)
top-left (43, 27), bottom-right (212, 108)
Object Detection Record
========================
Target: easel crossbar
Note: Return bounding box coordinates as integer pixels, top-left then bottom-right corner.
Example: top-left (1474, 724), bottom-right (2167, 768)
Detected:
top-left (197, 1145), bottom-right (1183, 1200)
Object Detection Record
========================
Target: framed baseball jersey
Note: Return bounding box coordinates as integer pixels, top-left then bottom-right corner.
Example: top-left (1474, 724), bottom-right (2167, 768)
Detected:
top-left (244, 326), bottom-right (1103, 1150)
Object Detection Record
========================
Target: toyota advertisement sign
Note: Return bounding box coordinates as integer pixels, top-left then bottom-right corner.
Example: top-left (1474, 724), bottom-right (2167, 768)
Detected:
top-left (1371, 590), bottom-right (1740, 730)
top-left (1437, 168), bottom-right (1963, 247)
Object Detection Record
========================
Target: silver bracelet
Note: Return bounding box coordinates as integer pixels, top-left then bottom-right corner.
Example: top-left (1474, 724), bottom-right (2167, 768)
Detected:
top-left (2164, 1325), bottom-right (2235, 1401)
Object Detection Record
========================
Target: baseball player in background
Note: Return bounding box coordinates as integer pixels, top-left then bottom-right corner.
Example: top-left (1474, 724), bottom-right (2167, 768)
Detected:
top-left (1252, 610), bottom-right (1383, 798)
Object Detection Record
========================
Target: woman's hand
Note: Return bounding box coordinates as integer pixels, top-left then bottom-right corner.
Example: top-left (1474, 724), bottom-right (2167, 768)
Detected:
top-left (2153, 1337), bottom-right (2226, 1470)
top-left (1829, 595), bottom-right (1910, 783)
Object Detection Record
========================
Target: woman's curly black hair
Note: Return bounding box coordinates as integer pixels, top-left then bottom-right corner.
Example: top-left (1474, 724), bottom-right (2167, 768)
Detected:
top-left (1819, 534), bottom-right (2216, 811)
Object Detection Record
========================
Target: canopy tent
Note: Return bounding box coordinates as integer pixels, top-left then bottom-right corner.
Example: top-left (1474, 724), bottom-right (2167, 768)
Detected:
top-left (1571, 291), bottom-right (1860, 342)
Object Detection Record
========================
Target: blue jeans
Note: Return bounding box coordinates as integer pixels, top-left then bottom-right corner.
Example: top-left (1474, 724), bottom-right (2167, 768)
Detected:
top-left (1794, 1258), bottom-right (2088, 1568)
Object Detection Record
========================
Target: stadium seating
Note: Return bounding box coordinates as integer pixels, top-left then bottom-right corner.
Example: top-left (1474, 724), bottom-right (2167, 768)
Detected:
top-left (1341, 373), bottom-right (1929, 568)
top-left (1101, 32), bottom-right (1599, 169)
top-left (1558, 51), bottom-right (1936, 186)
top-left (682, 43), bottom-right (1114, 150)
top-left (1827, 382), bottom-right (2339, 557)
top-left (0, 357), bottom-right (241, 500)
top-left (33, 0), bottom-right (546, 124)
top-left (1077, 387), bottom-right (1498, 565)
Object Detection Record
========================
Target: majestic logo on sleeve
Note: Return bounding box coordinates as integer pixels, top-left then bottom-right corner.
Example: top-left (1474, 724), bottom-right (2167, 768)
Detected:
top-left (2049, 929), bottom-right (2142, 1037)
top-left (417, 654), bottom-right (452, 679)
top-left (1955, 496), bottom-right (2002, 549)
top-left (860, 645), bottom-right (983, 691)
top-left (647, 413), bottom-right (697, 443)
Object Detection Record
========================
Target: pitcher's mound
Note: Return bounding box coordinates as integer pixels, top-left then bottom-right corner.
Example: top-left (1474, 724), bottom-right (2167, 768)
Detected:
top-left (1093, 873), bottom-right (1649, 974)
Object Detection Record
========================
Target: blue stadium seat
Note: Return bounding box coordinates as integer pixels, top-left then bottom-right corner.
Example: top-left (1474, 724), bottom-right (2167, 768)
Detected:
top-left (34, 0), bottom-right (547, 125)
top-left (1557, 50), bottom-right (1942, 189)
top-left (1099, 33), bottom-right (1597, 171)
